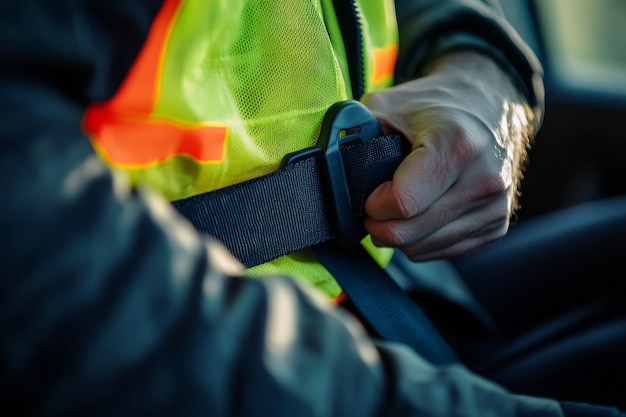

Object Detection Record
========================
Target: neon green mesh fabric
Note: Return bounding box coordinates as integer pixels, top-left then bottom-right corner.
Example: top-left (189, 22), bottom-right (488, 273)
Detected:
top-left (146, 0), bottom-right (350, 197)
top-left (96, 0), bottom-right (398, 299)
top-left (158, 0), bottom-right (353, 298)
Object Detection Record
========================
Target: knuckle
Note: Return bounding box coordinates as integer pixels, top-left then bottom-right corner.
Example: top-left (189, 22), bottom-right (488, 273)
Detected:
top-left (388, 185), bottom-right (420, 219)
top-left (477, 172), bottom-right (508, 200)
top-left (447, 123), bottom-right (482, 166)
top-left (379, 223), bottom-right (412, 247)
top-left (483, 215), bottom-right (510, 243)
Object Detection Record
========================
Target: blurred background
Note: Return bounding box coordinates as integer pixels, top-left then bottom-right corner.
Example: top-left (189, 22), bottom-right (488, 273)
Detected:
top-left (500, 0), bottom-right (626, 220)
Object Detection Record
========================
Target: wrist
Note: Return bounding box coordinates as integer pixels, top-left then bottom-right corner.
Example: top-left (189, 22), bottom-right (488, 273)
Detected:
top-left (394, 4), bottom-right (545, 126)
top-left (424, 50), bottom-right (525, 101)
top-left (423, 50), bottom-right (533, 127)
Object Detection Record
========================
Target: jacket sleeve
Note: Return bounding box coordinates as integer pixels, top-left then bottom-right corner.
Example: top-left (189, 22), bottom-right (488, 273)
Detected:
top-left (0, 1), bottom-right (566, 416)
top-left (393, 0), bottom-right (544, 124)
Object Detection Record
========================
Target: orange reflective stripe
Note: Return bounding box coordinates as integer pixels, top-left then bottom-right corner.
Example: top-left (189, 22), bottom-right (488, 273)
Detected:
top-left (83, 0), bottom-right (228, 166)
top-left (84, 109), bottom-right (228, 166)
top-left (108, 0), bottom-right (181, 115)
top-left (372, 43), bottom-right (398, 84)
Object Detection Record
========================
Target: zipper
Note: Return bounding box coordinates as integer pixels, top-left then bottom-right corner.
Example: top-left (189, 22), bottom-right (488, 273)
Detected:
top-left (332, 0), bottom-right (365, 100)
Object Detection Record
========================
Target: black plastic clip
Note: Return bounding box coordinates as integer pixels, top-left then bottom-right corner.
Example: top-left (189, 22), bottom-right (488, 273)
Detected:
top-left (282, 100), bottom-right (383, 245)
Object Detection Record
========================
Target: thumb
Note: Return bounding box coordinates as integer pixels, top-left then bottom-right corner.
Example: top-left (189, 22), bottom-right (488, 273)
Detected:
top-left (364, 146), bottom-right (445, 221)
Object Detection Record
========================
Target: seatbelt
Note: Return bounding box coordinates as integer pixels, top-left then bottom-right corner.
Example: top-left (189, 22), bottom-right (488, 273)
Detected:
top-left (173, 100), bottom-right (460, 364)
top-left (314, 241), bottom-right (460, 364)
top-left (173, 101), bottom-right (409, 267)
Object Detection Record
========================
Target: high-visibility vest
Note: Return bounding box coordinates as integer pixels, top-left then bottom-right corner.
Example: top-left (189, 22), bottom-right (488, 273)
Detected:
top-left (83, 0), bottom-right (399, 300)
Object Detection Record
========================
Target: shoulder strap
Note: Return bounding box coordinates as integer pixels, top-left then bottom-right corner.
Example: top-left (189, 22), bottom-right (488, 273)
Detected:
top-left (314, 241), bottom-right (460, 365)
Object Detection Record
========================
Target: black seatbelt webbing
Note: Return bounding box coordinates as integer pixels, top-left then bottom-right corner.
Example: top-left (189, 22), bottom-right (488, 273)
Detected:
top-left (173, 132), bottom-right (408, 268)
top-left (314, 241), bottom-right (460, 365)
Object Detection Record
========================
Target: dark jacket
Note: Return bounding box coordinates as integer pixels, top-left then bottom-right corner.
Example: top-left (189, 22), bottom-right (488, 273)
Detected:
top-left (0, 0), bottom-right (569, 416)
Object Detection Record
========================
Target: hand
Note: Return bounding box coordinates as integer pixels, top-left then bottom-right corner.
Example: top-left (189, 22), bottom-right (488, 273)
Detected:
top-left (361, 51), bottom-right (536, 261)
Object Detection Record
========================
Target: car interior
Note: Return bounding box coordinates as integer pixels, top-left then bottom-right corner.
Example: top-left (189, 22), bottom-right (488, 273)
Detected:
top-left (499, 0), bottom-right (626, 220)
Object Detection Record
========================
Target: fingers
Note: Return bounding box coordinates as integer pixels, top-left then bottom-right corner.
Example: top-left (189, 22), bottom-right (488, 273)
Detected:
top-left (402, 224), bottom-right (509, 262)
top-left (364, 169), bottom-right (513, 261)
top-left (366, 196), bottom-right (509, 261)
top-left (364, 143), bottom-right (456, 221)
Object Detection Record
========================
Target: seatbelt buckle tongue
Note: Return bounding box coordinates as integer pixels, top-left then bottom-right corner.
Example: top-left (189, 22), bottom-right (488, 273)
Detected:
top-left (282, 100), bottom-right (383, 246)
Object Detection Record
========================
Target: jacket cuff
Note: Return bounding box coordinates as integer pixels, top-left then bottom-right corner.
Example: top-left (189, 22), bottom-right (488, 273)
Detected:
top-left (395, 2), bottom-right (544, 121)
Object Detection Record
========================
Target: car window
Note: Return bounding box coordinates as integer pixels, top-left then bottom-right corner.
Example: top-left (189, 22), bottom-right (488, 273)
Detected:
top-left (535, 0), bottom-right (626, 93)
